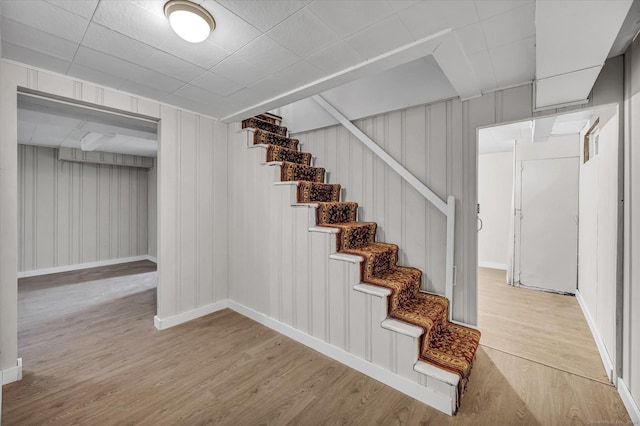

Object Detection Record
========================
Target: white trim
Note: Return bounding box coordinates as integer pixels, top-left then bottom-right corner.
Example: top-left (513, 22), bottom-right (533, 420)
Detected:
top-left (478, 261), bottom-right (508, 270)
top-left (575, 290), bottom-right (614, 382)
top-left (381, 318), bottom-right (423, 338)
top-left (145, 255), bottom-right (158, 264)
top-left (2, 358), bottom-right (22, 385)
top-left (414, 360), bottom-right (459, 386)
top-left (354, 283), bottom-right (392, 297)
top-left (153, 300), bottom-right (228, 330)
top-left (17, 256), bottom-right (154, 278)
top-left (226, 300), bottom-right (455, 415)
top-left (618, 378), bottom-right (640, 423)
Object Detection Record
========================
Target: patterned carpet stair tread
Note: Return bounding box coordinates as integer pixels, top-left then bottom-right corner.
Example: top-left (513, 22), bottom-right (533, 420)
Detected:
top-left (342, 242), bottom-right (399, 279)
top-left (255, 113), bottom-right (282, 125)
top-left (365, 265), bottom-right (422, 312)
top-left (266, 145), bottom-right (311, 165)
top-left (242, 117), bottom-right (287, 136)
top-left (391, 291), bottom-right (449, 345)
top-left (323, 221), bottom-right (377, 251)
top-left (254, 129), bottom-right (299, 150)
top-left (316, 202), bottom-right (358, 224)
top-left (297, 182), bottom-right (341, 203)
top-left (280, 161), bottom-right (325, 183)
top-left (422, 322), bottom-right (482, 410)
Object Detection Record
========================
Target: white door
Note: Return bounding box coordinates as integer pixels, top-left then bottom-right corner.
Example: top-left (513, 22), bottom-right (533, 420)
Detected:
top-left (519, 157), bottom-right (579, 293)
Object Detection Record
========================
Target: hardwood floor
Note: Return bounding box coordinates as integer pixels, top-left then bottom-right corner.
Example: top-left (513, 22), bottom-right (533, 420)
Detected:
top-left (2, 262), bottom-right (630, 424)
top-left (478, 267), bottom-right (609, 384)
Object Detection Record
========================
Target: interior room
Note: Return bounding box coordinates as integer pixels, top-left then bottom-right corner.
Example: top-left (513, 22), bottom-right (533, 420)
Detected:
top-left (1, 0), bottom-right (640, 424)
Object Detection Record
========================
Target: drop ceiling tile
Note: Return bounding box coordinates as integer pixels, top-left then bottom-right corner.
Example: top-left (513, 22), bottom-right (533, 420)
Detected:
top-left (215, 0), bottom-right (306, 32)
top-left (172, 84), bottom-right (226, 109)
top-left (398, 1), bottom-right (479, 39)
top-left (189, 71), bottom-right (244, 97)
top-left (455, 23), bottom-right (488, 55)
top-left (346, 16), bottom-right (414, 60)
top-left (211, 54), bottom-right (270, 86)
top-left (489, 36), bottom-right (535, 88)
top-left (74, 46), bottom-right (184, 93)
top-left (1, 17), bottom-right (78, 61)
top-left (481, 2), bottom-right (534, 49)
top-left (254, 60), bottom-right (324, 93)
top-left (267, 8), bottom-right (339, 57)
top-left (143, 51), bottom-right (206, 82)
top-left (474, 0), bottom-right (533, 20)
top-left (1, 0), bottom-right (90, 43)
top-left (467, 50), bottom-right (498, 92)
top-left (2, 42), bottom-right (71, 74)
top-left (45, 0), bottom-right (99, 19)
top-left (306, 41), bottom-right (364, 74)
top-left (67, 63), bottom-right (128, 89)
top-left (309, 0), bottom-right (393, 38)
top-left (81, 23), bottom-right (157, 65)
top-left (120, 81), bottom-right (174, 103)
top-left (233, 35), bottom-right (300, 74)
top-left (385, 0), bottom-right (421, 12)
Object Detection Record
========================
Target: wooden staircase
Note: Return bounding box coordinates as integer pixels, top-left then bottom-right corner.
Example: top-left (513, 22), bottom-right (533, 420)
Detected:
top-left (236, 113), bottom-right (481, 414)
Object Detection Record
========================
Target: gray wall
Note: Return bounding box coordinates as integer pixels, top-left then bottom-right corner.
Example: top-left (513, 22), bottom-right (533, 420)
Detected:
top-left (18, 145), bottom-right (150, 273)
top-left (623, 34), bottom-right (640, 417)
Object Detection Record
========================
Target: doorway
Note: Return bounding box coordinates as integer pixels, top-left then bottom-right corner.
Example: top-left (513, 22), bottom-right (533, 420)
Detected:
top-left (476, 106), bottom-right (620, 383)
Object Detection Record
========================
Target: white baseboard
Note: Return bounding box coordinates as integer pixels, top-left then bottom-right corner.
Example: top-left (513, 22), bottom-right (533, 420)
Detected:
top-left (17, 255), bottom-right (154, 278)
top-left (145, 255), bottom-right (158, 264)
top-left (575, 290), bottom-right (614, 382)
top-left (2, 358), bottom-right (22, 385)
top-left (618, 378), bottom-right (640, 423)
top-left (154, 300), bottom-right (228, 330)
top-left (478, 261), bottom-right (507, 270)
top-left (226, 300), bottom-right (454, 415)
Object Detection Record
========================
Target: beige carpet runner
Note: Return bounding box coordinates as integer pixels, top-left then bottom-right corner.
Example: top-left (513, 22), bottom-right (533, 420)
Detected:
top-left (242, 113), bottom-right (481, 412)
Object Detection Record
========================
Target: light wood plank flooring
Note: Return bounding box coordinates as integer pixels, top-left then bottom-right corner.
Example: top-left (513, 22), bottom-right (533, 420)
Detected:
top-left (478, 267), bottom-right (609, 383)
top-left (2, 262), bottom-right (630, 424)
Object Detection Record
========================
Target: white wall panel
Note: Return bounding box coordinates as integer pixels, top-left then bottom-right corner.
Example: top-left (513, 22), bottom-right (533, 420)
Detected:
top-left (623, 36), bottom-right (640, 418)
top-left (1, 60), bottom-right (228, 376)
top-left (17, 145), bottom-right (149, 273)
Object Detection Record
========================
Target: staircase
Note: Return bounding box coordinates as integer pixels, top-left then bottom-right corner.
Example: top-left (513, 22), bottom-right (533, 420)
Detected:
top-left (237, 113), bottom-right (481, 414)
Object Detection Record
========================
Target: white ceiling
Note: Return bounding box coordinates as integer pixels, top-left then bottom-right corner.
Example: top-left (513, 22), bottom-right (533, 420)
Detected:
top-left (0, 1), bottom-right (636, 121)
top-left (479, 109), bottom-right (594, 154)
top-left (17, 94), bottom-right (158, 157)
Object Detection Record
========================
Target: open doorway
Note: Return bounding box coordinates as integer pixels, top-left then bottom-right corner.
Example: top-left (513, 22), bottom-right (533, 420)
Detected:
top-left (15, 92), bottom-right (159, 377)
top-left (476, 105), bottom-right (620, 384)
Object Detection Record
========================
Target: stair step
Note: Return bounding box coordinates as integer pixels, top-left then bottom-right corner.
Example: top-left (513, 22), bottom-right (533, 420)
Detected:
top-left (323, 221), bottom-right (377, 251)
top-left (381, 318), bottom-right (423, 338)
top-left (280, 161), bottom-right (325, 183)
top-left (242, 116), bottom-right (287, 136)
top-left (254, 129), bottom-right (299, 150)
top-left (343, 242), bottom-right (399, 280)
top-left (365, 266), bottom-right (422, 313)
top-left (297, 182), bottom-right (341, 203)
top-left (316, 202), bottom-right (358, 224)
top-left (266, 144), bottom-right (311, 165)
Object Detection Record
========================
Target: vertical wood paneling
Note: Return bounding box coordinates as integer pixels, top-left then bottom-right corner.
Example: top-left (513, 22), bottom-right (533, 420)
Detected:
top-left (17, 146), bottom-right (151, 272)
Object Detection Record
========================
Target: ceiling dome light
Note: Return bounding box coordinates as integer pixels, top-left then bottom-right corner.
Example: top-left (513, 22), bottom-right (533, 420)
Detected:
top-left (164, 0), bottom-right (215, 43)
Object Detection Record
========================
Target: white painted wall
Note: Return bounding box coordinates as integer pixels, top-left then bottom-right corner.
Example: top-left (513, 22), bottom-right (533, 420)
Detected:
top-left (148, 165), bottom-right (157, 259)
top-left (0, 60), bottom-right (228, 376)
top-left (478, 152), bottom-right (513, 270)
top-left (17, 145), bottom-right (150, 273)
top-left (622, 35), bottom-right (640, 421)
top-left (578, 106), bottom-right (619, 379)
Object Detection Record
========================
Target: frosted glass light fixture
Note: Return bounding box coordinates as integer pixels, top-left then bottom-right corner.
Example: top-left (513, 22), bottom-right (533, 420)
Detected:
top-left (164, 0), bottom-right (215, 43)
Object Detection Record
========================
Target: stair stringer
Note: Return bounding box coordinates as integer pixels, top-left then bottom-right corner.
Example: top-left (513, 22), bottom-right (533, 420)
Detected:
top-left (229, 126), bottom-right (458, 415)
